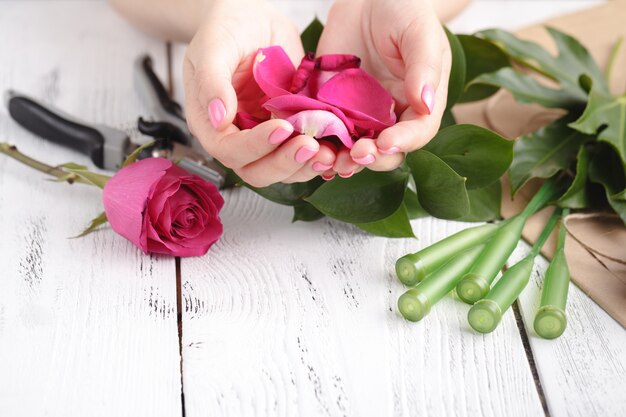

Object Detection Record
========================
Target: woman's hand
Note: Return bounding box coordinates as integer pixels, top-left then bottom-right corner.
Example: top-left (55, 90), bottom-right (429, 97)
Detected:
top-left (183, 1), bottom-right (337, 188)
top-left (316, 0), bottom-right (452, 177)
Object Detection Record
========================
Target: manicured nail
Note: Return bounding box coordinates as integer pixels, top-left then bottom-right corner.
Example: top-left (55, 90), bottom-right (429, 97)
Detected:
top-left (269, 126), bottom-right (293, 145)
top-left (295, 146), bottom-right (318, 163)
top-left (208, 98), bottom-right (226, 128)
top-left (339, 171), bottom-right (354, 179)
top-left (421, 84), bottom-right (435, 115)
top-left (322, 173), bottom-right (336, 181)
top-left (352, 154), bottom-right (375, 165)
top-left (378, 146), bottom-right (401, 155)
top-left (312, 162), bottom-right (333, 172)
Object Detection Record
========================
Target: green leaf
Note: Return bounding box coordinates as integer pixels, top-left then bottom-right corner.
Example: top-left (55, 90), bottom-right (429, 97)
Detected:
top-left (457, 180), bottom-right (502, 222)
top-left (292, 203), bottom-right (325, 222)
top-left (509, 117), bottom-right (591, 195)
top-left (404, 188), bottom-right (429, 219)
top-left (123, 140), bottom-right (156, 168)
top-left (424, 124), bottom-right (513, 189)
top-left (588, 145), bottom-right (626, 224)
top-left (356, 203), bottom-right (414, 238)
top-left (479, 27), bottom-right (608, 96)
top-left (60, 167), bottom-right (111, 189)
top-left (406, 150), bottom-right (470, 219)
top-left (569, 91), bottom-right (626, 166)
top-left (59, 162), bottom-right (89, 170)
top-left (557, 146), bottom-right (591, 209)
top-left (472, 67), bottom-right (586, 108)
top-left (248, 177), bottom-right (324, 206)
top-left (72, 211), bottom-right (108, 238)
top-left (305, 169), bottom-right (409, 223)
top-left (457, 34), bottom-right (510, 103)
top-left (445, 27), bottom-right (466, 109)
top-left (300, 17), bottom-right (324, 53)
top-left (441, 109), bottom-right (456, 129)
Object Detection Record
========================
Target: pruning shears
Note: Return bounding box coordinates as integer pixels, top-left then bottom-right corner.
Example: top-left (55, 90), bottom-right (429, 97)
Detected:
top-left (5, 55), bottom-right (225, 187)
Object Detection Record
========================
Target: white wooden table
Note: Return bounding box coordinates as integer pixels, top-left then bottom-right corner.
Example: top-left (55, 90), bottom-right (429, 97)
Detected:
top-left (0, 1), bottom-right (624, 416)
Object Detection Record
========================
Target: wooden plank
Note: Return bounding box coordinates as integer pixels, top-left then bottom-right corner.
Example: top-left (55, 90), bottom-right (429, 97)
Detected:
top-left (178, 189), bottom-right (544, 416)
top-left (509, 243), bottom-right (626, 417)
top-left (0, 2), bottom-right (181, 416)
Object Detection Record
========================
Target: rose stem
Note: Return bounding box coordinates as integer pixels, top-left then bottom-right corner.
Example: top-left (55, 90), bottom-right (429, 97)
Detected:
top-left (398, 245), bottom-right (484, 322)
top-left (455, 178), bottom-right (561, 304)
top-left (0, 142), bottom-right (91, 185)
top-left (468, 208), bottom-right (562, 334)
top-left (534, 208), bottom-right (570, 339)
top-left (395, 223), bottom-right (499, 286)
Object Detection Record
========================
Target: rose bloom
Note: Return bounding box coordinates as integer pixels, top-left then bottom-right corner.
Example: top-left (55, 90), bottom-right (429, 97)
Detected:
top-left (234, 46), bottom-right (396, 149)
top-left (103, 158), bottom-right (224, 257)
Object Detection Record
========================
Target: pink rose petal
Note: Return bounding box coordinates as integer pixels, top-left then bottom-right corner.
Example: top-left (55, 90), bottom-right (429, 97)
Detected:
top-left (286, 110), bottom-right (354, 148)
top-left (253, 46), bottom-right (296, 98)
top-left (317, 68), bottom-right (396, 130)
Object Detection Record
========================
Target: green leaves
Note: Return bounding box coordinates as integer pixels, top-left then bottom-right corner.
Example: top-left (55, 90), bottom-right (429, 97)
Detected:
top-left (569, 91), bottom-right (626, 166)
top-left (557, 146), bottom-right (591, 209)
top-left (457, 34), bottom-right (510, 103)
top-left (407, 149), bottom-right (469, 219)
top-left (248, 177), bottom-right (324, 206)
top-left (459, 181), bottom-right (502, 222)
top-left (301, 17), bottom-right (324, 53)
top-left (356, 204), bottom-right (414, 238)
top-left (445, 28), bottom-right (467, 108)
top-left (588, 145), bottom-right (626, 224)
top-left (73, 211), bottom-right (108, 238)
top-left (423, 124), bottom-right (513, 189)
top-left (509, 117), bottom-right (591, 195)
top-left (57, 163), bottom-right (111, 189)
top-left (406, 124), bottom-right (511, 220)
top-left (306, 169), bottom-right (409, 223)
top-left (480, 27), bottom-right (608, 97)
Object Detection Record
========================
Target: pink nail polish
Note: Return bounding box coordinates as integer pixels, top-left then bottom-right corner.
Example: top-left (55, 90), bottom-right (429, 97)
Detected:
top-left (378, 146), bottom-right (401, 155)
top-left (322, 173), bottom-right (336, 181)
top-left (312, 162), bottom-right (333, 172)
top-left (352, 154), bottom-right (375, 165)
top-left (339, 171), bottom-right (354, 179)
top-left (269, 127), bottom-right (292, 145)
top-left (295, 146), bottom-right (318, 163)
top-left (208, 98), bottom-right (226, 128)
top-left (421, 84), bottom-right (435, 115)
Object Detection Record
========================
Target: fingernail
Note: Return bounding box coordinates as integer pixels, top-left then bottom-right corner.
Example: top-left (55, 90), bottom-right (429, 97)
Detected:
top-left (352, 154), bottom-right (375, 165)
top-left (269, 126), bottom-right (293, 145)
top-left (378, 146), bottom-right (401, 155)
top-left (312, 162), bottom-right (333, 172)
top-left (208, 98), bottom-right (226, 128)
top-left (421, 84), bottom-right (435, 115)
top-left (322, 173), bottom-right (336, 181)
top-left (295, 146), bottom-right (318, 163)
top-left (339, 171), bottom-right (354, 179)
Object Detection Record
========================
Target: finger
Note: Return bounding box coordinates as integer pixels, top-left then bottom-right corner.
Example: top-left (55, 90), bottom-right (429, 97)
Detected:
top-left (332, 148), bottom-right (360, 178)
top-left (236, 135), bottom-right (320, 188)
top-left (282, 142), bottom-right (337, 183)
top-left (204, 119), bottom-right (295, 170)
top-left (399, 15), bottom-right (448, 115)
top-left (375, 62), bottom-right (448, 154)
top-left (350, 139), bottom-right (405, 172)
top-left (183, 28), bottom-right (240, 133)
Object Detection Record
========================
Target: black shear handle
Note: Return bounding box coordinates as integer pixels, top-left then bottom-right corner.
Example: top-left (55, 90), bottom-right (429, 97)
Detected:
top-left (7, 93), bottom-right (106, 168)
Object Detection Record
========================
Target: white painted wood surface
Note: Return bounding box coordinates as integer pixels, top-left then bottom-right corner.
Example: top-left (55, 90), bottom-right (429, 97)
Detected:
top-left (0, 2), bottom-right (181, 417)
top-left (509, 243), bottom-right (626, 417)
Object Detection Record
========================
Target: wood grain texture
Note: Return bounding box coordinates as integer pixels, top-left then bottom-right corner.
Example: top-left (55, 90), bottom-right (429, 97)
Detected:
top-left (509, 243), bottom-right (626, 417)
top-left (0, 2), bottom-right (181, 416)
top-left (178, 188), bottom-right (544, 417)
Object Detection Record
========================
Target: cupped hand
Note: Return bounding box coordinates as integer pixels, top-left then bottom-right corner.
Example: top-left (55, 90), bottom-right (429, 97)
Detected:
top-left (183, 1), bottom-right (336, 188)
top-left (316, 0), bottom-right (451, 177)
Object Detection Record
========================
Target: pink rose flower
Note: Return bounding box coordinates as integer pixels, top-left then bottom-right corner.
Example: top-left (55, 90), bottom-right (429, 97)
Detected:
top-left (234, 46), bottom-right (396, 149)
top-left (102, 158), bottom-right (224, 257)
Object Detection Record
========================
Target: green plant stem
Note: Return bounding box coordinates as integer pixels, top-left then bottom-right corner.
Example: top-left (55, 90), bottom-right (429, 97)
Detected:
top-left (530, 208), bottom-right (564, 257)
top-left (0, 142), bottom-right (92, 185)
top-left (520, 178), bottom-right (561, 220)
top-left (605, 36), bottom-right (623, 83)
